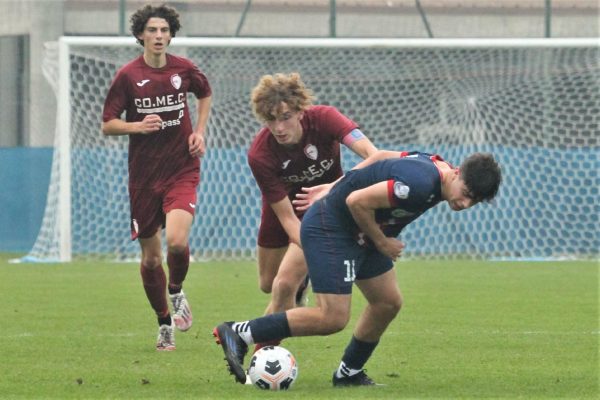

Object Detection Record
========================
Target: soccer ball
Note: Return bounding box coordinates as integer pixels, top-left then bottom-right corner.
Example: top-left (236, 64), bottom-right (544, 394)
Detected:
top-left (248, 346), bottom-right (298, 390)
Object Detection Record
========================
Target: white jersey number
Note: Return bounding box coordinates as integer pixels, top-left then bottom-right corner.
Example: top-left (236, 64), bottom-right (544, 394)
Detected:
top-left (343, 260), bottom-right (356, 282)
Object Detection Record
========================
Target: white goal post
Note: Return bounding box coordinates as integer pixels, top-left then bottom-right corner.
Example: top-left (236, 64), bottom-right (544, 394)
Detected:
top-left (28, 37), bottom-right (599, 262)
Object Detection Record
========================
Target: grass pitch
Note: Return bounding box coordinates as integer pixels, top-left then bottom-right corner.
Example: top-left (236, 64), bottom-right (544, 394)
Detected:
top-left (0, 254), bottom-right (597, 399)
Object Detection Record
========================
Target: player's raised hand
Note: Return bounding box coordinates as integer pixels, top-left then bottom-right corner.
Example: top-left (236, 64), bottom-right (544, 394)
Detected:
top-left (188, 132), bottom-right (206, 157)
top-left (374, 237), bottom-right (405, 261)
top-left (292, 183), bottom-right (333, 211)
top-left (138, 114), bottom-right (162, 133)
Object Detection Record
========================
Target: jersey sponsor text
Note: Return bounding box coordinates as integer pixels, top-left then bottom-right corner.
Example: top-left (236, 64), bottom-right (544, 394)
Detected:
top-left (282, 158), bottom-right (335, 184)
top-left (135, 93), bottom-right (186, 114)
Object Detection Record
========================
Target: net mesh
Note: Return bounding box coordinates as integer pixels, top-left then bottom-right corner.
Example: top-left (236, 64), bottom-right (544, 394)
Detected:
top-left (29, 39), bottom-right (599, 261)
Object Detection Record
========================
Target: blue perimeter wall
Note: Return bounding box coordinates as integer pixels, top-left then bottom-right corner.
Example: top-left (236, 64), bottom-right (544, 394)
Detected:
top-left (0, 147), bottom-right (53, 252)
top-left (2, 146), bottom-right (598, 257)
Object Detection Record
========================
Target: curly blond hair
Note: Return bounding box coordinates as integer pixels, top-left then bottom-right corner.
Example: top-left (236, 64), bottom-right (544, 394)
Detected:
top-left (251, 72), bottom-right (315, 122)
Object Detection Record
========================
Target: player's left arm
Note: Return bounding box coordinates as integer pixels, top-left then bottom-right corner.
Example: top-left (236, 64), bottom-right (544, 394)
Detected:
top-left (294, 150), bottom-right (410, 211)
top-left (293, 129), bottom-right (377, 211)
top-left (292, 182), bottom-right (333, 211)
top-left (343, 128), bottom-right (378, 159)
top-left (188, 95), bottom-right (212, 157)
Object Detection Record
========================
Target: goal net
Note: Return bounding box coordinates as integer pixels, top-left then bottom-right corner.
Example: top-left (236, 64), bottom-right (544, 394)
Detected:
top-left (28, 37), bottom-right (599, 262)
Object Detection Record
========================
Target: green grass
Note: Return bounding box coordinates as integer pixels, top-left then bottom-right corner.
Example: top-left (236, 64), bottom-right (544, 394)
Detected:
top-left (0, 253), bottom-right (597, 399)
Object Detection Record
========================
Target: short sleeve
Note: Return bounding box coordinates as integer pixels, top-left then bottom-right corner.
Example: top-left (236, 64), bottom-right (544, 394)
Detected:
top-left (102, 70), bottom-right (129, 122)
top-left (188, 62), bottom-right (212, 99)
top-left (248, 154), bottom-right (288, 204)
top-left (313, 106), bottom-right (358, 141)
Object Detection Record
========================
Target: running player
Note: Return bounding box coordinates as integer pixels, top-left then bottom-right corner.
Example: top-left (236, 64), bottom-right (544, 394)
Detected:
top-left (101, 4), bottom-right (212, 351)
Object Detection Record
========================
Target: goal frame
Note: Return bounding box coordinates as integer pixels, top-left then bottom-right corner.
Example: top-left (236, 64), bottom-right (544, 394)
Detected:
top-left (52, 36), bottom-right (599, 262)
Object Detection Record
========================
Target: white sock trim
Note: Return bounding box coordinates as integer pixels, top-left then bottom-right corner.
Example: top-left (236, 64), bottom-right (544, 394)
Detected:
top-left (336, 361), bottom-right (362, 378)
top-left (231, 321), bottom-right (254, 345)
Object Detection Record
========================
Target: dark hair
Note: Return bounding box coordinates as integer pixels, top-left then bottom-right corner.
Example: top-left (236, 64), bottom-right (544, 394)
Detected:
top-left (460, 152), bottom-right (502, 203)
top-left (130, 4), bottom-right (181, 46)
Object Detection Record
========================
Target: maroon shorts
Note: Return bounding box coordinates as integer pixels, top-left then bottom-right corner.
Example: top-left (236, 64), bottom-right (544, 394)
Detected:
top-left (129, 181), bottom-right (198, 240)
top-left (257, 200), bottom-right (304, 248)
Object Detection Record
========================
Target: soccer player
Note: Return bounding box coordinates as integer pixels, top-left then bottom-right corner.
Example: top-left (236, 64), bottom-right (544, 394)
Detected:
top-left (101, 4), bottom-right (212, 351)
top-left (214, 150), bottom-right (502, 385)
top-left (247, 72), bottom-right (377, 347)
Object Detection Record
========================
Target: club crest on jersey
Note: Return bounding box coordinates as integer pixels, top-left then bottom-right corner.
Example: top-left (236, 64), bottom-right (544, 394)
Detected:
top-left (304, 144), bottom-right (318, 160)
top-left (393, 181), bottom-right (410, 199)
top-left (170, 74), bottom-right (182, 89)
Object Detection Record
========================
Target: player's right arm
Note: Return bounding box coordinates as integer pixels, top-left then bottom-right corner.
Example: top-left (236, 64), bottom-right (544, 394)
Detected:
top-left (345, 181), bottom-right (405, 260)
top-left (269, 197), bottom-right (302, 248)
top-left (102, 114), bottom-right (163, 136)
top-left (248, 144), bottom-right (302, 247)
top-left (101, 67), bottom-right (163, 136)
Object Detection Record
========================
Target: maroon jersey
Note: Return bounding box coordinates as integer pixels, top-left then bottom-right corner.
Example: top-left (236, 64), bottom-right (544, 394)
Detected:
top-left (248, 105), bottom-right (358, 207)
top-left (102, 54), bottom-right (211, 189)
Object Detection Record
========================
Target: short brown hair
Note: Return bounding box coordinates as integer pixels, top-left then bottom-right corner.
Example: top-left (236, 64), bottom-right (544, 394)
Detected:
top-left (130, 4), bottom-right (181, 46)
top-left (251, 72), bottom-right (315, 122)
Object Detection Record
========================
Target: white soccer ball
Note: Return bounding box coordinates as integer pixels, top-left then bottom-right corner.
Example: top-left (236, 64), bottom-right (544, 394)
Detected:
top-left (248, 346), bottom-right (298, 390)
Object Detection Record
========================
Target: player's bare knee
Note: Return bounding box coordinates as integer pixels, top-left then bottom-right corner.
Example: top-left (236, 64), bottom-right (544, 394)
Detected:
top-left (379, 295), bottom-right (403, 318)
top-left (166, 241), bottom-right (187, 255)
top-left (141, 254), bottom-right (162, 269)
top-left (272, 276), bottom-right (295, 298)
top-left (320, 311), bottom-right (349, 334)
top-left (394, 292), bottom-right (404, 313)
top-left (388, 298), bottom-right (402, 318)
top-left (321, 319), bottom-right (347, 335)
top-left (259, 278), bottom-right (273, 294)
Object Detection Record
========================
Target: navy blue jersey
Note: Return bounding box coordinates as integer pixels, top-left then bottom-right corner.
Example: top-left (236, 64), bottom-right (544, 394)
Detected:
top-left (324, 151), bottom-right (446, 241)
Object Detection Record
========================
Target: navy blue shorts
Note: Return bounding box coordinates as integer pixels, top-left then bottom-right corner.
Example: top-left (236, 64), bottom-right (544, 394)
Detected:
top-left (300, 199), bottom-right (394, 295)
